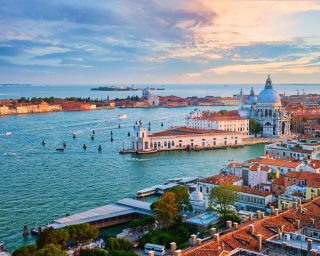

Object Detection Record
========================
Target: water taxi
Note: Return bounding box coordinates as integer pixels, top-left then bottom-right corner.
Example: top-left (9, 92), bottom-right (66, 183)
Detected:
top-left (118, 114), bottom-right (127, 119)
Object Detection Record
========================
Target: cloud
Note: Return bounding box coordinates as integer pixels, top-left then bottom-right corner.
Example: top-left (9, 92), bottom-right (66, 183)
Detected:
top-left (0, 0), bottom-right (319, 83)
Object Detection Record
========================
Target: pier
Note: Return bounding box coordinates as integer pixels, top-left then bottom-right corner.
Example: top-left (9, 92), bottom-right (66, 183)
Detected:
top-left (48, 199), bottom-right (152, 230)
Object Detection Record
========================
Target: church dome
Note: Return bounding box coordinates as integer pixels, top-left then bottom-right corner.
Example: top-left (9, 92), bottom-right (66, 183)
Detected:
top-left (257, 75), bottom-right (281, 104)
top-left (190, 190), bottom-right (203, 201)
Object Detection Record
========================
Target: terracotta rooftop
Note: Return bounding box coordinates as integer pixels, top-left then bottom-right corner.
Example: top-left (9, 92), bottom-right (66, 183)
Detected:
top-left (250, 158), bottom-right (301, 168)
top-left (181, 197), bottom-right (320, 256)
top-left (272, 178), bottom-right (285, 186)
top-left (200, 175), bottom-right (242, 186)
top-left (149, 127), bottom-right (241, 138)
top-left (249, 164), bottom-right (271, 172)
top-left (239, 187), bottom-right (272, 197)
top-left (285, 171), bottom-right (320, 183)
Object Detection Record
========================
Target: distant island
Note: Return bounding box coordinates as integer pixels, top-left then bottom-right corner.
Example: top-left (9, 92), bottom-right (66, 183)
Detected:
top-left (91, 85), bottom-right (165, 91)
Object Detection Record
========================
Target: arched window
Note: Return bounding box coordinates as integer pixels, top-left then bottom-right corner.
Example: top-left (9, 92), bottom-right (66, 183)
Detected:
top-left (164, 141), bottom-right (167, 146)
top-left (265, 122), bottom-right (272, 126)
top-left (265, 109), bottom-right (268, 116)
top-left (269, 109), bottom-right (272, 116)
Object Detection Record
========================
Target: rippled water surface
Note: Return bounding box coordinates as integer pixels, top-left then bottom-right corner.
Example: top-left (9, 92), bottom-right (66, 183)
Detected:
top-left (0, 106), bottom-right (265, 250)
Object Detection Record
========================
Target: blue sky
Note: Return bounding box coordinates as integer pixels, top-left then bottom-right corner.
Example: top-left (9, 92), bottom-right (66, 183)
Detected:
top-left (0, 0), bottom-right (320, 84)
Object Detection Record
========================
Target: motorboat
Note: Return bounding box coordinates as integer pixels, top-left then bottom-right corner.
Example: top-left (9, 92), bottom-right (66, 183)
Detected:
top-left (118, 114), bottom-right (127, 119)
top-left (4, 132), bottom-right (11, 136)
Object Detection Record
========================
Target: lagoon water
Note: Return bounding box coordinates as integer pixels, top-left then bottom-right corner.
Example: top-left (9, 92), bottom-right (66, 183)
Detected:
top-left (1, 83), bottom-right (318, 251)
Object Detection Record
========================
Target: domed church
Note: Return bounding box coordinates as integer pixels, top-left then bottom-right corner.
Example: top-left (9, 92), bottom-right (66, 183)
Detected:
top-left (239, 75), bottom-right (291, 137)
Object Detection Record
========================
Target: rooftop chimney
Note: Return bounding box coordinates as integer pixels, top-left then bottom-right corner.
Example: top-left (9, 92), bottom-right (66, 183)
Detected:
top-left (256, 210), bottom-right (261, 219)
top-left (274, 208), bottom-right (279, 216)
top-left (196, 238), bottom-right (202, 246)
top-left (261, 212), bottom-right (265, 219)
top-left (249, 224), bottom-right (255, 235)
top-left (311, 192), bottom-right (316, 200)
top-left (148, 251), bottom-right (155, 256)
top-left (249, 212), bottom-right (253, 221)
top-left (190, 234), bottom-right (197, 247)
top-left (170, 242), bottom-right (177, 253)
top-left (234, 222), bottom-right (239, 230)
top-left (283, 202), bottom-right (289, 210)
top-left (227, 220), bottom-right (233, 229)
top-left (308, 239), bottom-right (313, 252)
top-left (174, 249), bottom-right (182, 256)
top-left (213, 233), bottom-right (220, 242)
top-left (257, 234), bottom-right (263, 252)
top-left (295, 219), bottom-right (301, 229)
top-left (298, 198), bottom-right (302, 206)
top-left (210, 228), bottom-right (217, 237)
top-left (311, 218), bottom-right (315, 227)
top-left (270, 206), bottom-right (275, 215)
top-left (293, 202), bottom-right (298, 209)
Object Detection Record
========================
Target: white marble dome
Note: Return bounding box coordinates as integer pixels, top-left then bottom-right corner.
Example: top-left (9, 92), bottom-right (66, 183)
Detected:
top-left (190, 190), bottom-right (203, 201)
top-left (258, 89), bottom-right (281, 104)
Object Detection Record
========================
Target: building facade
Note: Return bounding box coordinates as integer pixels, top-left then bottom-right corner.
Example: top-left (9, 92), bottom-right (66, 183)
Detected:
top-left (132, 127), bottom-right (244, 152)
top-left (185, 110), bottom-right (249, 136)
top-left (239, 75), bottom-right (291, 137)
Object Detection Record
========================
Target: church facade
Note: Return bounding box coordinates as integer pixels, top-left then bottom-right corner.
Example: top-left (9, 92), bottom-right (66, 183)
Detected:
top-left (239, 75), bottom-right (291, 137)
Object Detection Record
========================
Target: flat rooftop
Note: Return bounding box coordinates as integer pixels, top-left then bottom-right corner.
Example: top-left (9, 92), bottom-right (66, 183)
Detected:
top-left (49, 198), bottom-right (151, 229)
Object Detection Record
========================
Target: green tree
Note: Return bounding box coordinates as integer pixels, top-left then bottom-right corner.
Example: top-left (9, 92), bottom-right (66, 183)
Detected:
top-left (36, 227), bottom-right (58, 249)
top-left (152, 192), bottom-right (179, 228)
top-left (208, 185), bottom-right (238, 220)
top-left (249, 119), bottom-right (262, 137)
top-left (169, 186), bottom-right (191, 211)
top-left (218, 109), bottom-right (227, 115)
top-left (12, 244), bottom-right (37, 256)
top-left (67, 224), bottom-right (99, 244)
top-left (79, 248), bottom-right (108, 256)
top-left (35, 244), bottom-right (66, 256)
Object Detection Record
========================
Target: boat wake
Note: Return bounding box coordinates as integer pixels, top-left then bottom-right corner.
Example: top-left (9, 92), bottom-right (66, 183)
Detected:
top-left (127, 158), bottom-right (150, 162)
top-left (4, 151), bottom-right (16, 156)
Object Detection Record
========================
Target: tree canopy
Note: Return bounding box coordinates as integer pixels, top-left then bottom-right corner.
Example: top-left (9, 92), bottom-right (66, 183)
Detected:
top-left (249, 119), bottom-right (262, 137)
top-left (79, 248), bottom-right (108, 256)
top-left (34, 244), bottom-right (66, 256)
top-left (169, 186), bottom-right (191, 211)
top-left (12, 244), bottom-right (37, 256)
top-left (105, 238), bottom-right (137, 256)
top-left (208, 185), bottom-right (238, 220)
top-left (152, 192), bottom-right (179, 228)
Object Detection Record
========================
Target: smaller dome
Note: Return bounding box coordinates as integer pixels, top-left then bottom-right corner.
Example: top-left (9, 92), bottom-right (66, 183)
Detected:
top-left (190, 190), bottom-right (203, 201)
top-left (246, 95), bottom-right (257, 105)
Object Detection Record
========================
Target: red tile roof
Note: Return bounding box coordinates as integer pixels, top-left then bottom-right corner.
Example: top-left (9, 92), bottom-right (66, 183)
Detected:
top-left (239, 187), bottom-right (272, 197)
top-left (181, 197), bottom-right (320, 256)
top-left (250, 158), bottom-right (301, 168)
top-left (200, 175), bottom-right (242, 186)
top-left (149, 127), bottom-right (241, 138)
top-left (272, 178), bottom-right (285, 186)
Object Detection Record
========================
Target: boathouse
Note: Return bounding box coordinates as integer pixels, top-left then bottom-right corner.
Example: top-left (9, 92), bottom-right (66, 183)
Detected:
top-left (48, 199), bottom-right (152, 230)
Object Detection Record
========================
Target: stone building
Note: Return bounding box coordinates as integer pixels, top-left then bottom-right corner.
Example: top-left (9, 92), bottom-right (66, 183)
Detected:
top-left (239, 75), bottom-right (291, 137)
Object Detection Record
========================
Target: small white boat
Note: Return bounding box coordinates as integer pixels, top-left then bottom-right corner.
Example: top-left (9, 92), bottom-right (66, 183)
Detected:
top-left (4, 151), bottom-right (16, 156)
top-left (118, 114), bottom-right (127, 119)
top-left (4, 132), bottom-right (12, 136)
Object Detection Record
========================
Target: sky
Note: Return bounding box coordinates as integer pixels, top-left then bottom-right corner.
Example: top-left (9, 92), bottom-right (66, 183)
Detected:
top-left (0, 0), bottom-right (320, 84)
